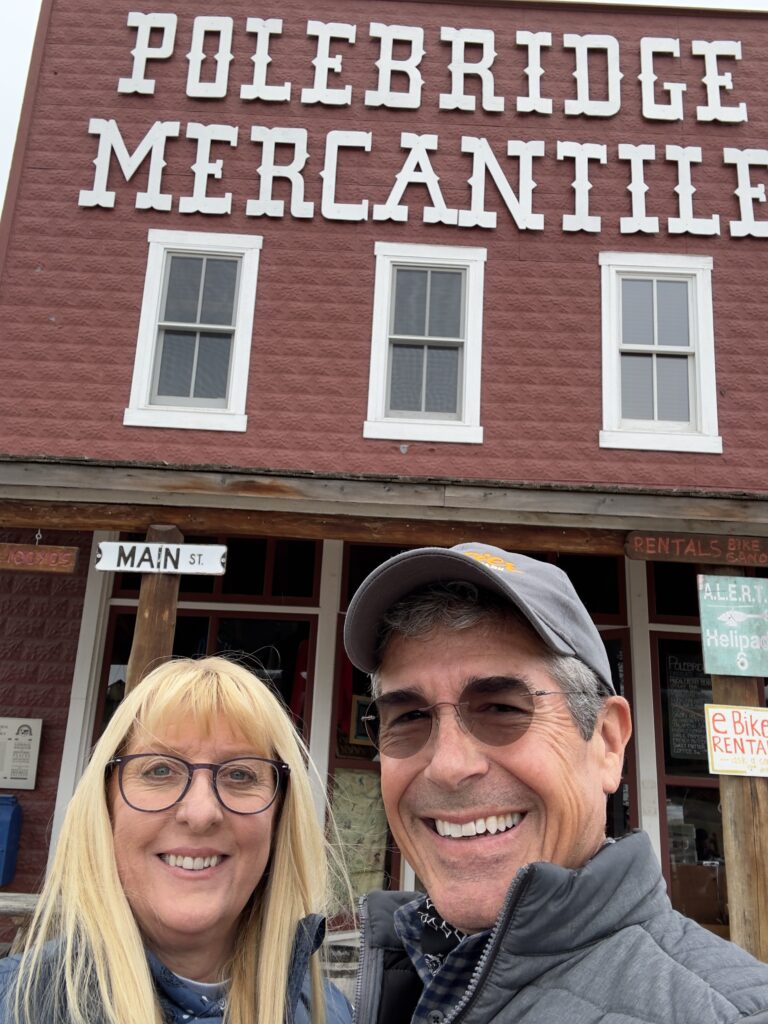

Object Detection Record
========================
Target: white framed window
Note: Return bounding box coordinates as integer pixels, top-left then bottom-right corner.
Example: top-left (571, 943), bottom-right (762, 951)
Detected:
top-left (599, 252), bottom-right (722, 453)
top-left (364, 242), bottom-right (486, 444)
top-left (124, 229), bottom-right (263, 431)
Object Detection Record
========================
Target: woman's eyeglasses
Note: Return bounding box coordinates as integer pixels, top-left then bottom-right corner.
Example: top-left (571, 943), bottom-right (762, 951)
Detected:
top-left (107, 753), bottom-right (290, 814)
top-left (362, 678), bottom-right (593, 759)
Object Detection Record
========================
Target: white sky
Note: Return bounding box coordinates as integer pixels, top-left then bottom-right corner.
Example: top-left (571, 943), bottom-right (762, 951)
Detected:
top-left (1, 0), bottom-right (768, 216)
top-left (0, 0), bottom-right (42, 215)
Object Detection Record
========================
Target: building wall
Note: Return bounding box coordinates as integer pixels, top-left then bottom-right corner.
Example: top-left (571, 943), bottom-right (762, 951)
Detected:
top-left (1, 0), bottom-right (767, 491)
top-left (0, 528), bottom-right (89, 933)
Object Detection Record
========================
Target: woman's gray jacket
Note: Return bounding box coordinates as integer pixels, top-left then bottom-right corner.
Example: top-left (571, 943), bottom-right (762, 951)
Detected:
top-left (354, 831), bottom-right (768, 1023)
top-left (0, 912), bottom-right (351, 1023)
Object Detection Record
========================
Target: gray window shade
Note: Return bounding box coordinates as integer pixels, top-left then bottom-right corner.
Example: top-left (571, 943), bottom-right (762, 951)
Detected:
top-left (657, 356), bottom-right (690, 421)
top-left (425, 347), bottom-right (459, 413)
top-left (164, 257), bottom-right (203, 322)
top-left (194, 334), bottom-right (232, 399)
top-left (657, 281), bottom-right (689, 347)
top-left (428, 271), bottom-right (462, 338)
top-left (621, 353), bottom-right (653, 419)
top-left (621, 279), bottom-right (653, 345)
top-left (201, 259), bottom-right (238, 326)
top-left (393, 269), bottom-right (428, 336)
top-left (157, 331), bottom-right (196, 397)
top-left (390, 345), bottom-right (424, 410)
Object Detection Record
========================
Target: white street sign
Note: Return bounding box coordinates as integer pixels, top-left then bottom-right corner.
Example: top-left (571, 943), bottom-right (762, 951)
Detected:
top-left (95, 542), bottom-right (227, 575)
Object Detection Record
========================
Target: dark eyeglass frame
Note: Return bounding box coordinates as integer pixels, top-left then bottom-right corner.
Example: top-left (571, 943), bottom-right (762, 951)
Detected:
top-left (107, 753), bottom-right (291, 815)
top-left (361, 682), bottom-right (597, 759)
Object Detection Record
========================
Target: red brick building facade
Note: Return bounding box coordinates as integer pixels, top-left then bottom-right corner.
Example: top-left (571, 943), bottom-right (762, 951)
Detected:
top-left (1, 0), bottom-right (767, 938)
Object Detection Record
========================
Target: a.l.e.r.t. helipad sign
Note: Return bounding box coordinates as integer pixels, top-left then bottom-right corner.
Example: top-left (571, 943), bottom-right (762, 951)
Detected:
top-left (697, 575), bottom-right (768, 677)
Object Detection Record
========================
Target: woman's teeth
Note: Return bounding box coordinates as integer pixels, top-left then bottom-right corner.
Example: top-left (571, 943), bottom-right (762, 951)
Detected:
top-left (161, 853), bottom-right (222, 870)
top-left (434, 812), bottom-right (522, 838)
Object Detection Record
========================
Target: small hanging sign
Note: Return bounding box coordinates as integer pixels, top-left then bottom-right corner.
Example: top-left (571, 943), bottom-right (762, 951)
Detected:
top-left (0, 543), bottom-right (79, 574)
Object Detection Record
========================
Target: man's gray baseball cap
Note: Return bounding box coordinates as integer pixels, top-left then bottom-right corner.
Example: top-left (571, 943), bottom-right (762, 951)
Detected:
top-left (343, 542), bottom-right (615, 694)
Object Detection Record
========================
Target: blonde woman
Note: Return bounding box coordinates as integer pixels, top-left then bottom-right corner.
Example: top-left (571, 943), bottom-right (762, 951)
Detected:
top-left (0, 657), bottom-right (352, 1024)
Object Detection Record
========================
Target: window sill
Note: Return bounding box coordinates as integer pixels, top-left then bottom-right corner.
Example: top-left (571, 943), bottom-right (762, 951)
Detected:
top-left (124, 407), bottom-right (247, 432)
top-left (599, 430), bottom-right (723, 454)
top-left (364, 419), bottom-right (483, 444)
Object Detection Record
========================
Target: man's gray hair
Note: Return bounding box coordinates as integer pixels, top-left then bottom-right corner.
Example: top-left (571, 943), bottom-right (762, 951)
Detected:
top-left (370, 581), bottom-right (608, 740)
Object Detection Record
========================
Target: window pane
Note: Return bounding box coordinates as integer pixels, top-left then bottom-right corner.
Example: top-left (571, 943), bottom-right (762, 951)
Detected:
top-left (222, 538), bottom-right (267, 596)
top-left (659, 637), bottom-right (711, 777)
top-left (622, 279), bottom-right (654, 345)
top-left (164, 256), bottom-right (202, 322)
top-left (201, 258), bottom-right (238, 326)
top-left (215, 618), bottom-right (312, 732)
top-left (393, 269), bottom-right (427, 336)
top-left (272, 540), bottom-right (318, 598)
top-left (621, 353), bottom-right (653, 419)
top-left (157, 330), bottom-right (195, 397)
top-left (657, 356), bottom-right (690, 421)
top-left (428, 271), bottom-right (463, 338)
top-left (194, 333), bottom-right (231, 399)
top-left (390, 344), bottom-right (424, 411)
top-left (425, 346), bottom-right (458, 413)
top-left (657, 281), bottom-right (689, 347)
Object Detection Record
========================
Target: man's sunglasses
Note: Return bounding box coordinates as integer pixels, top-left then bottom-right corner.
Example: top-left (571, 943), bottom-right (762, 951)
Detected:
top-left (361, 677), bottom-right (595, 759)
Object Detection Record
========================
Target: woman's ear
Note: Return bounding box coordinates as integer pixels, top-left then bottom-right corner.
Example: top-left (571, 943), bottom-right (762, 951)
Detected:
top-left (595, 696), bottom-right (633, 794)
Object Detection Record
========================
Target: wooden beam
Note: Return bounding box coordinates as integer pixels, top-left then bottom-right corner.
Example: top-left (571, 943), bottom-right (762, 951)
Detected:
top-left (0, 499), bottom-right (627, 554)
top-left (125, 525), bottom-right (183, 694)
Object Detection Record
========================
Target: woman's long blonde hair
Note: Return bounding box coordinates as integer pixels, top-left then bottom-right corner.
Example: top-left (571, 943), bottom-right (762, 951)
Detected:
top-left (11, 656), bottom-right (344, 1024)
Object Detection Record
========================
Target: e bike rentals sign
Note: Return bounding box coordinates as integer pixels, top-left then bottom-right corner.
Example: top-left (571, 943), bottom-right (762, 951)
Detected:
top-left (704, 705), bottom-right (768, 778)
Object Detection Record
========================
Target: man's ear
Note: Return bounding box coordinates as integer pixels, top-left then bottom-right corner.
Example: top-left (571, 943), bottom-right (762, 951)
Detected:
top-left (594, 696), bottom-right (633, 795)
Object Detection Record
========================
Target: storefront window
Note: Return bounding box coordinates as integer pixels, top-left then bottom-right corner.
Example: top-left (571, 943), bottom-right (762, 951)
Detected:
top-left (652, 630), bottom-right (728, 934)
top-left (98, 610), bottom-right (315, 736)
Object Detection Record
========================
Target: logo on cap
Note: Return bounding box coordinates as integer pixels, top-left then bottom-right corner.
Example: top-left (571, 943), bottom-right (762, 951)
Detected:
top-left (462, 551), bottom-right (522, 574)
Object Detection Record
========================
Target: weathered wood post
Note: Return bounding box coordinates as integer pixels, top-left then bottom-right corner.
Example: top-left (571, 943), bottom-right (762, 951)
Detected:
top-left (125, 524), bottom-right (183, 694)
top-left (706, 567), bottom-right (768, 963)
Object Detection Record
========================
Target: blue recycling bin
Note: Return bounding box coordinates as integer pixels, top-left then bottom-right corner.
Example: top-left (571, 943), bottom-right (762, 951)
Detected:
top-left (0, 795), bottom-right (22, 886)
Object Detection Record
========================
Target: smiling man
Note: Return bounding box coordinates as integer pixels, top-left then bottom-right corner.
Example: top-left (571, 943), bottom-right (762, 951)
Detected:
top-left (344, 543), bottom-right (768, 1024)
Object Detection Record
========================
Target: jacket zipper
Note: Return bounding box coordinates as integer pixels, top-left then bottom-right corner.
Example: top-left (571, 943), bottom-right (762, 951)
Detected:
top-left (352, 895), bottom-right (368, 1024)
top-left (443, 869), bottom-right (531, 1024)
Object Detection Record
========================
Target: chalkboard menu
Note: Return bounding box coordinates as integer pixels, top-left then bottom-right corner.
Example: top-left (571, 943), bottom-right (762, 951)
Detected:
top-left (659, 637), bottom-right (712, 777)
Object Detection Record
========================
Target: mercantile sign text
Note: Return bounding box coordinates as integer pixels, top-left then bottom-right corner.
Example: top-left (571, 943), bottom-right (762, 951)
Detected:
top-left (77, 13), bottom-right (768, 238)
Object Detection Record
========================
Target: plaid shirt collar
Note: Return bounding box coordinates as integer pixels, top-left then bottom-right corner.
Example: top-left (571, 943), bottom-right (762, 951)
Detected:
top-left (394, 894), bottom-right (490, 1024)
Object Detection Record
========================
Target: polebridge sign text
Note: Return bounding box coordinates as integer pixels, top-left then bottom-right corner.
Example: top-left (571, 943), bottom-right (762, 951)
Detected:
top-left (77, 13), bottom-right (768, 238)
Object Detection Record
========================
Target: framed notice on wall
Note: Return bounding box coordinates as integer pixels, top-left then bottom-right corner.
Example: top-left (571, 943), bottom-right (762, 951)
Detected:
top-left (0, 718), bottom-right (42, 790)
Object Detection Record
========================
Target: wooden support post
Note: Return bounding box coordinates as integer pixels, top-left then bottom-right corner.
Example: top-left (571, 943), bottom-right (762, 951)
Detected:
top-left (125, 524), bottom-right (183, 694)
top-left (710, 672), bottom-right (768, 962)
top-left (706, 565), bottom-right (768, 963)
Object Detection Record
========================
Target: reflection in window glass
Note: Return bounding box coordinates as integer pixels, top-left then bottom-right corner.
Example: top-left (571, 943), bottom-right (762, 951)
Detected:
top-left (667, 786), bottom-right (728, 931)
top-left (216, 617), bottom-right (311, 731)
top-left (330, 768), bottom-right (390, 901)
